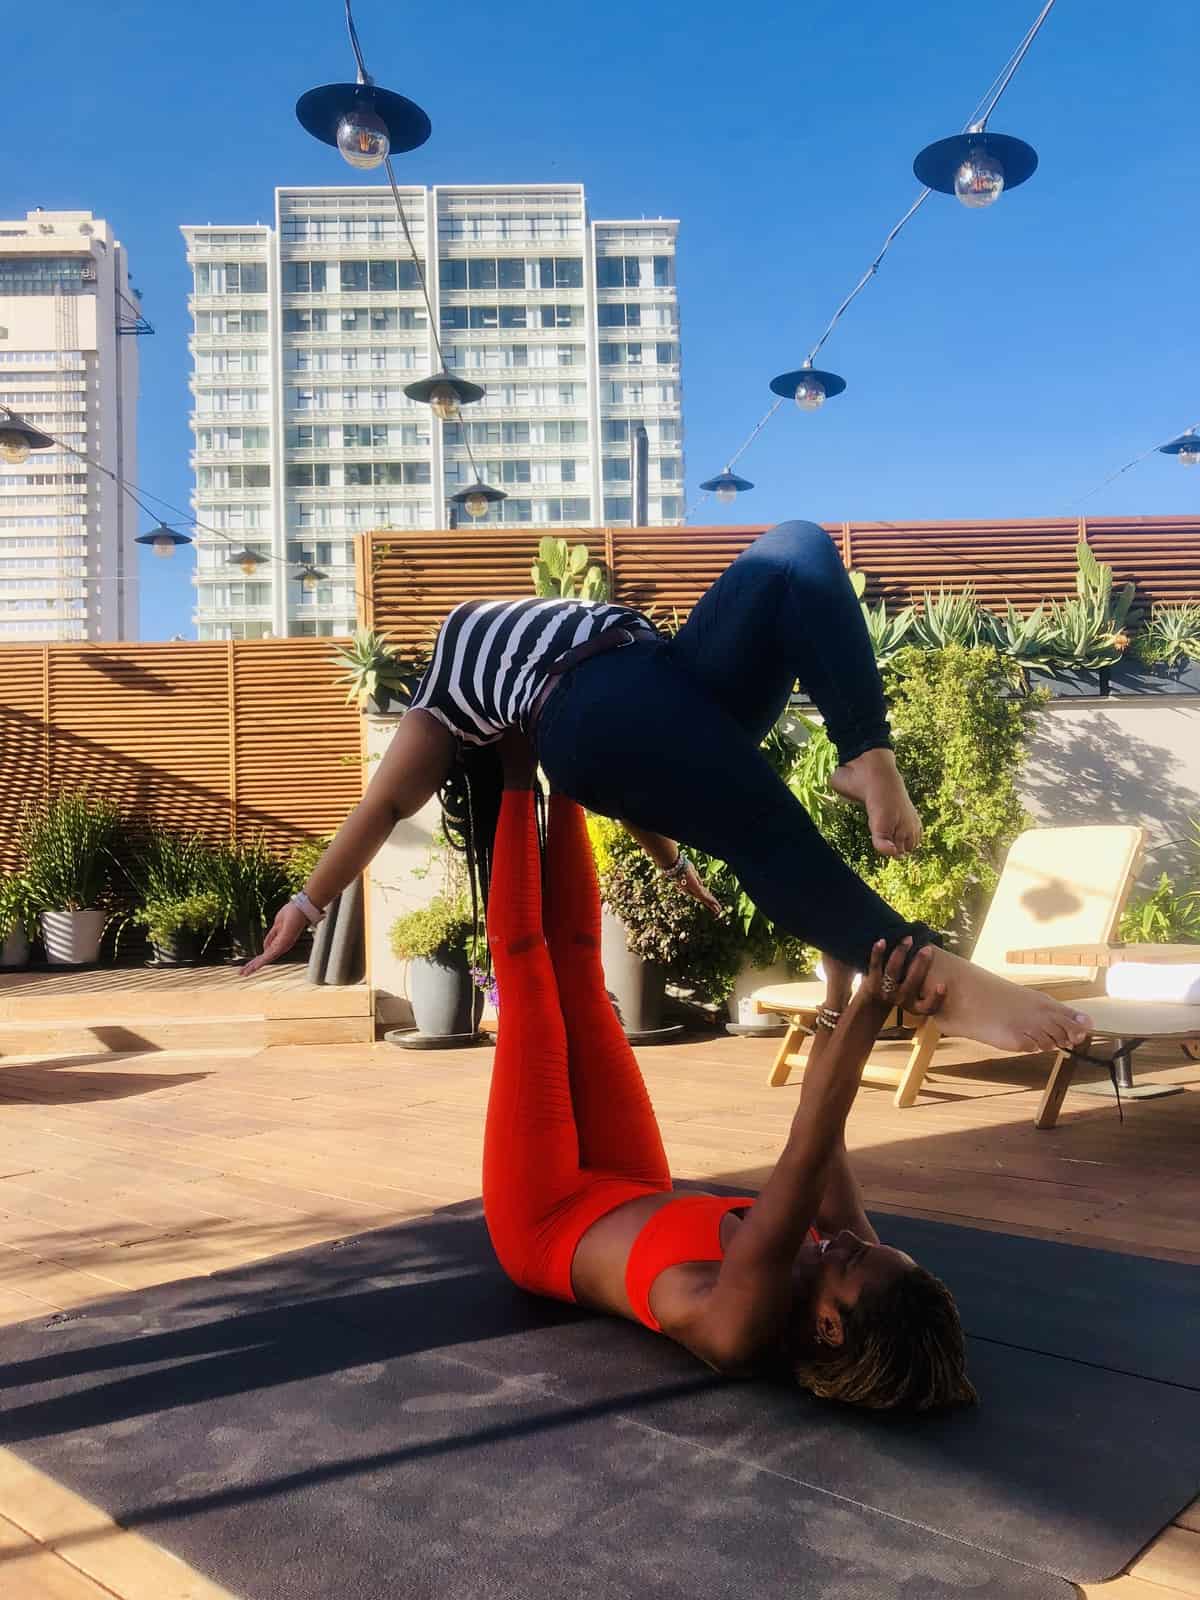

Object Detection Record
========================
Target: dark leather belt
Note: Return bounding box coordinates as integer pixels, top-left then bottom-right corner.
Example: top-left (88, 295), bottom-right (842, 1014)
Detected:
top-left (527, 624), bottom-right (639, 736)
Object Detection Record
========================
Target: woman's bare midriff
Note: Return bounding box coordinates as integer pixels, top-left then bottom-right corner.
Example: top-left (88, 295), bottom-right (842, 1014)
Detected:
top-left (568, 1187), bottom-right (744, 1321)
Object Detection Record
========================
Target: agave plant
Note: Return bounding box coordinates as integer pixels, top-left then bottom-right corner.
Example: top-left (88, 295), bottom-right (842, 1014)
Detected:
top-left (984, 603), bottom-right (1059, 684)
top-left (1045, 542), bottom-right (1137, 670)
top-left (911, 585), bottom-right (985, 651)
top-left (1133, 601), bottom-right (1200, 668)
top-left (846, 572), bottom-right (915, 661)
top-left (531, 537), bottom-right (608, 601)
top-left (330, 628), bottom-right (418, 710)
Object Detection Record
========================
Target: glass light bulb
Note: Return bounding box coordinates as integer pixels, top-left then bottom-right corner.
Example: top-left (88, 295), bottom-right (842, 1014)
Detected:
top-left (794, 374), bottom-right (826, 411)
top-left (464, 492), bottom-right (489, 518)
top-left (302, 571), bottom-right (318, 590)
top-left (954, 149), bottom-right (1005, 208)
top-left (714, 484), bottom-right (738, 505)
top-left (240, 558), bottom-right (258, 576)
top-left (1178, 440), bottom-right (1200, 466)
top-left (0, 430), bottom-right (31, 464)
top-left (335, 106), bottom-right (390, 170)
top-left (429, 383), bottom-right (460, 422)
top-left (151, 532), bottom-right (175, 559)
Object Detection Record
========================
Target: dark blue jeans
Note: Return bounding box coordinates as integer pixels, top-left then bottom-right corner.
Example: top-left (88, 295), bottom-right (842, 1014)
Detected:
top-left (535, 520), bottom-right (928, 970)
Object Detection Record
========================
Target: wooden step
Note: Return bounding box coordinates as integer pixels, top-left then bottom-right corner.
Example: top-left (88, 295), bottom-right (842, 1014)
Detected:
top-left (0, 1011), bottom-right (374, 1057)
top-left (0, 973), bottom-right (371, 1024)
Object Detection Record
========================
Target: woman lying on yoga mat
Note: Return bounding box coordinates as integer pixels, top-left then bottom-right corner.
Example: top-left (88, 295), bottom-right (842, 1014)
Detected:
top-left (245, 519), bottom-right (1092, 1058)
top-left (484, 772), bottom-right (976, 1411)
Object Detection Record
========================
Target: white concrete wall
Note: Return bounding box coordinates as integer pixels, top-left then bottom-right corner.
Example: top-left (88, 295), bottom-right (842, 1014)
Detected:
top-left (1018, 696), bottom-right (1200, 885)
top-left (363, 713), bottom-right (444, 1029)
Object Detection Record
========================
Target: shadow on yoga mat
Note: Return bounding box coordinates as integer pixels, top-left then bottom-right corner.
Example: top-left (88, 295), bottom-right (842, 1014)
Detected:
top-left (0, 1200), bottom-right (1196, 1599)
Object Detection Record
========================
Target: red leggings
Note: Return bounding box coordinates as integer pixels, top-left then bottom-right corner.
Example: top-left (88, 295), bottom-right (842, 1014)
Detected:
top-left (482, 790), bottom-right (671, 1301)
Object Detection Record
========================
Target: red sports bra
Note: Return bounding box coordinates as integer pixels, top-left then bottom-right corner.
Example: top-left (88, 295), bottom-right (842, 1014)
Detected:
top-left (625, 1194), bottom-right (823, 1332)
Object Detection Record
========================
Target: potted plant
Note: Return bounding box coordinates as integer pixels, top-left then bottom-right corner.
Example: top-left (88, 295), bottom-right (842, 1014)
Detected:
top-left (0, 871), bottom-right (37, 969)
top-left (210, 836), bottom-right (290, 962)
top-left (19, 791), bottom-right (122, 966)
top-left (123, 828), bottom-right (223, 965)
top-left (388, 892), bottom-right (480, 1037)
top-left (1114, 603), bottom-right (1200, 696)
top-left (331, 628), bottom-right (421, 715)
top-left (587, 815), bottom-right (702, 1038)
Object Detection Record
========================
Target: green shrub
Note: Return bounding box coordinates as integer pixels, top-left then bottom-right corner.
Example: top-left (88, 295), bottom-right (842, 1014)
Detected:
top-left (285, 836), bottom-right (332, 894)
top-left (1119, 871), bottom-right (1200, 944)
top-left (210, 836), bottom-right (291, 957)
top-left (0, 873), bottom-right (37, 942)
top-left (389, 894), bottom-right (472, 961)
top-left (137, 892), bottom-right (223, 946)
top-left (787, 646), bottom-right (1041, 946)
top-left (20, 790), bottom-right (123, 912)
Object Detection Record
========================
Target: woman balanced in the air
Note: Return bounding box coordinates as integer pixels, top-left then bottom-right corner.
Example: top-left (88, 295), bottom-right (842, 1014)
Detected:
top-left (247, 519), bottom-right (1092, 1065)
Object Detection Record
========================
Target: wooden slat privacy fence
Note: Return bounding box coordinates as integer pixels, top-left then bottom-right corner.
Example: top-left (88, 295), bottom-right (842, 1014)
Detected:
top-left (0, 640), bottom-right (362, 871)
top-left (360, 516), bottom-right (1200, 647)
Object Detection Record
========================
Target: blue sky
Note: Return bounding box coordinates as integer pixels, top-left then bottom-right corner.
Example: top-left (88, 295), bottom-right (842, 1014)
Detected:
top-left (6, 0), bottom-right (1195, 638)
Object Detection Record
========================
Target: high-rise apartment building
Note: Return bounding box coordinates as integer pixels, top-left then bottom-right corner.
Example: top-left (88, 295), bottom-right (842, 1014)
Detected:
top-left (0, 209), bottom-right (142, 641)
top-left (183, 184), bottom-right (681, 640)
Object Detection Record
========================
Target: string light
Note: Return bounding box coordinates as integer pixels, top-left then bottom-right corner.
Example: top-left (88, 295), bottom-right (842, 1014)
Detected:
top-left (227, 547), bottom-right (264, 577)
top-left (298, 563), bottom-right (329, 591)
top-left (1160, 429), bottom-right (1200, 468)
top-left (696, 0), bottom-right (1060, 509)
top-left (699, 470), bottom-right (754, 506)
top-left (450, 480), bottom-right (507, 519)
top-left (0, 407), bottom-right (53, 465)
top-left (295, 0), bottom-right (431, 171)
top-left (135, 523), bottom-right (193, 560)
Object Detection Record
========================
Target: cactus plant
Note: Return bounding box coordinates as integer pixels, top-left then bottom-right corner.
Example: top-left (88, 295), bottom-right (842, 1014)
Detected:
top-left (531, 537), bottom-right (609, 602)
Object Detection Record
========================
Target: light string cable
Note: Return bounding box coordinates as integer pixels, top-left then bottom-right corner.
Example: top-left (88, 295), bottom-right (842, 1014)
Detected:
top-left (687, 0), bottom-right (1060, 519)
top-left (1063, 418), bottom-right (1200, 513)
top-left (0, 405), bottom-right (365, 601)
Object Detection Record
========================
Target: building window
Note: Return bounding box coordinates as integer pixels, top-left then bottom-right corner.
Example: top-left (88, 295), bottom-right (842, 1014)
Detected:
top-left (653, 255), bottom-right (674, 287)
top-left (286, 425), bottom-right (330, 449)
top-left (284, 308), bottom-right (327, 332)
top-left (603, 459), bottom-right (631, 482)
top-left (604, 496), bottom-right (632, 521)
top-left (602, 420), bottom-right (630, 444)
top-left (538, 257), bottom-right (583, 290)
top-left (369, 260), bottom-right (397, 291)
top-left (194, 261), bottom-right (266, 294)
top-left (499, 306), bottom-right (527, 329)
top-left (440, 305), bottom-right (468, 329)
top-left (659, 495), bottom-right (682, 518)
top-left (598, 303), bottom-right (641, 328)
top-left (283, 261), bottom-right (327, 293)
top-left (596, 255), bottom-right (639, 289)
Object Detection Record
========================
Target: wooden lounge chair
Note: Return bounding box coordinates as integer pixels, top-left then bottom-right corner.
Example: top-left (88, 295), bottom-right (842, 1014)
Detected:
top-left (753, 824), bottom-right (1145, 1107)
top-left (1001, 943), bottom-right (1200, 1127)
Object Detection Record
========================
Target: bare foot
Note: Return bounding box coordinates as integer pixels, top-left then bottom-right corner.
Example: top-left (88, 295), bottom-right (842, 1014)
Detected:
top-left (923, 948), bottom-right (1092, 1055)
top-left (830, 748), bottom-right (923, 857)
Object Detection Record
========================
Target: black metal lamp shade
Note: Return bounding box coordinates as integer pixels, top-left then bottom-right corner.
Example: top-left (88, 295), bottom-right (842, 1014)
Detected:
top-left (295, 82), bottom-right (431, 154)
top-left (135, 526), bottom-right (193, 551)
top-left (913, 130), bottom-right (1038, 195)
top-left (450, 480), bottom-right (507, 509)
top-left (404, 370), bottom-right (486, 409)
top-left (1158, 433), bottom-right (1200, 460)
top-left (699, 471), bottom-right (754, 495)
top-left (769, 367), bottom-right (847, 401)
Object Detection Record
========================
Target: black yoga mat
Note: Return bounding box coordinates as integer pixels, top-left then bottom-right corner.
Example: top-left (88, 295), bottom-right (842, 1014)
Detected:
top-left (1, 1202), bottom-right (1195, 1598)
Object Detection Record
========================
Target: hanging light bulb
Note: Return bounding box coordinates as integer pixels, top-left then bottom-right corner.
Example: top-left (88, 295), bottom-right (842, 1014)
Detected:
top-left (0, 430), bottom-right (31, 465)
top-left (769, 365), bottom-right (846, 409)
top-left (299, 564), bottom-right (328, 591)
top-left (699, 470), bottom-right (753, 505)
top-left (450, 480), bottom-right (506, 520)
top-left (913, 129), bottom-right (1039, 207)
top-left (953, 147), bottom-right (1006, 208)
top-left (226, 546), bottom-right (263, 577)
top-left (135, 524), bottom-right (193, 560)
top-left (0, 411), bottom-right (53, 464)
top-left (335, 103), bottom-right (390, 169)
top-left (404, 370), bottom-right (485, 418)
top-left (1159, 430), bottom-right (1200, 467)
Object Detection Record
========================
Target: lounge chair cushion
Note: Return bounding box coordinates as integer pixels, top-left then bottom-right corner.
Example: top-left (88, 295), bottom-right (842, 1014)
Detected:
top-left (1106, 961), bottom-right (1200, 1004)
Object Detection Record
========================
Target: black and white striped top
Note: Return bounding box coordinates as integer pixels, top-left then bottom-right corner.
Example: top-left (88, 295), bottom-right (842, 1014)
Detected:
top-left (408, 598), bottom-right (657, 745)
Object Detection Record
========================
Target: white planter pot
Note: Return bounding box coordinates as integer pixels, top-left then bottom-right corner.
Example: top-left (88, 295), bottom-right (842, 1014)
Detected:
top-left (41, 908), bottom-right (107, 967)
top-left (726, 958), bottom-right (792, 1027)
top-left (1, 927), bottom-right (30, 969)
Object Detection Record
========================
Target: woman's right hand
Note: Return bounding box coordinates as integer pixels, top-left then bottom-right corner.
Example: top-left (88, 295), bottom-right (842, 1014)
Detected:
top-left (242, 902), bottom-right (310, 976)
top-left (853, 938), bottom-right (944, 1020)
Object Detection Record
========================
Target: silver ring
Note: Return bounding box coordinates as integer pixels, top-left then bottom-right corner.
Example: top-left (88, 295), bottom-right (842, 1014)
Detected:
top-left (881, 975), bottom-right (898, 998)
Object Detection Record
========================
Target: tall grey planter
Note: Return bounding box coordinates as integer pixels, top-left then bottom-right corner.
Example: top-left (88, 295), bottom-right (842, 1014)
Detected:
top-left (408, 949), bottom-right (477, 1037)
top-left (600, 907), bottom-right (666, 1035)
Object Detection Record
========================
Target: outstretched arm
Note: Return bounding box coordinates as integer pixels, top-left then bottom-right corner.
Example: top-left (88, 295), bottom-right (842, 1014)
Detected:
top-left (243, 709), bottom-right (456, 975)
top-left (674, 943), bottom-right (943, 1368)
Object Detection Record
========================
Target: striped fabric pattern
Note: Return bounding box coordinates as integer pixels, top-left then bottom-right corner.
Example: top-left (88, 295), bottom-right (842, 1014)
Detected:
top-left (408, 598), bottom-right (656, 745)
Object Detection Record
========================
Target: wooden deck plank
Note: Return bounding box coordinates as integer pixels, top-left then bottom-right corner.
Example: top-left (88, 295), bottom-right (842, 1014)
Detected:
top-left (1131, 1527), bottom-right (1200, 1595)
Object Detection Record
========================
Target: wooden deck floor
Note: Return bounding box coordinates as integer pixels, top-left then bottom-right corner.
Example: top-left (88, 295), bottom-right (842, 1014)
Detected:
top-left (1, 1027), bottom-right (1197, 1599)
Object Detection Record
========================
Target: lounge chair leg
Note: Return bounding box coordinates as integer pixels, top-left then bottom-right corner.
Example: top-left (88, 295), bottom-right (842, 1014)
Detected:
top-left (894, 1020), bottom-right (940, 1109)
top-left (768, 1020), bottom-right (805, 1088)
top-left (1036, 1039), bottom-right (1088, 1129)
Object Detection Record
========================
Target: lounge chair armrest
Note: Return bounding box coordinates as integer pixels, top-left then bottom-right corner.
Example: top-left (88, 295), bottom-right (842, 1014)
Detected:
top-left (1007, 943), bottom-right (1200, 967)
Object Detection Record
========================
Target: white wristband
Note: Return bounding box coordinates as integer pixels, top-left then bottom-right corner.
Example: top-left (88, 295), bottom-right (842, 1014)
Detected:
top-left (290, 890), bottom-right (325, 926)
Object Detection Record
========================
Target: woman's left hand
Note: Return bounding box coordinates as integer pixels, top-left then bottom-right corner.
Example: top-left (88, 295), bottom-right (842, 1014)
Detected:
top-left (677, 861), bottom-right (723, 917)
